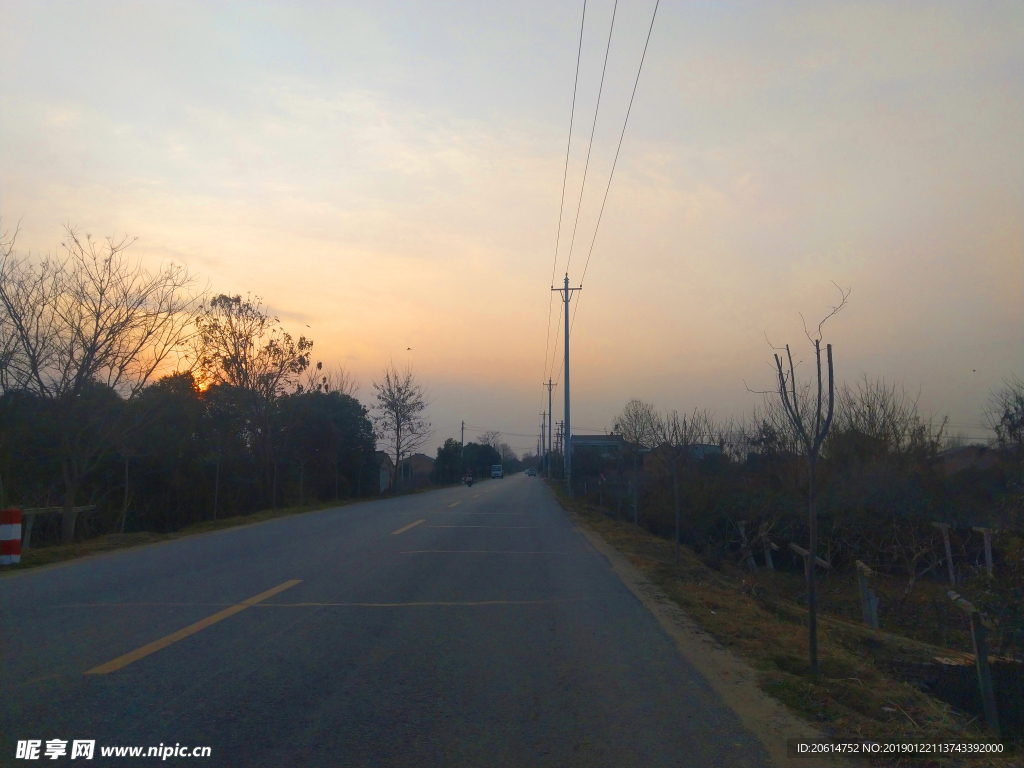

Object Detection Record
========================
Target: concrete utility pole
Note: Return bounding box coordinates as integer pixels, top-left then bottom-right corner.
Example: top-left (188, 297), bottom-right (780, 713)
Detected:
top-left (540, 412), bottom-right (546, 472)
top-left (543, 378), bottom-right (555, 477)
top-left (552, 274), bottom-right (581, 496)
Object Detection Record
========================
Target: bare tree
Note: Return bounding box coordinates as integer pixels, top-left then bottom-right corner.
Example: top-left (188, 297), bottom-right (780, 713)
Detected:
top-left (479, 430), bottom-right (502, 451)
top-left (770, 284), bottom-right (849, 679)
top-left (301, 361), bottom-right (359, 397)
top-left (613, 399), bottom-right (659, 525)
top-left (653, 409), bottom-right (714, 563)
top-left (0, 225), bottom-right (22, 397)
top-left (372, 362), bottom-right (431, 490)
top-left (987, 373), bottom-right (1024, 454)
top-left (0, 223), bottom-right (200, 541)
top-left (883, 518), bottom-right (944, 621)
top-left (831, 376), bottom-right (947, 465)
top-left (497, 442), bottom-right (518, 463)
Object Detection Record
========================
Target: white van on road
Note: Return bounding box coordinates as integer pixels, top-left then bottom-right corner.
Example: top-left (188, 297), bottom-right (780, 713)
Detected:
top-left (491, 465), bottom-right (503, 479)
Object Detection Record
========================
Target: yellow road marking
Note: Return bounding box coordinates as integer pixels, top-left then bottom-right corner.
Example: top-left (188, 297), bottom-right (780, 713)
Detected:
top-left (84, 580), bottom-right (302, 674)
top-left (58, 599), bottom-right (588, 608)
top-left (447, 501), bottom-right (462, 508)
top-left (391, 519), bottom-right (425, 535)
top-left (253, 599), bottom-right (581, 607)
top-left (432, 511), bottom-right (525, 515)
top-left (423, 528), bottom-right (536, 532)
top-left (401, 550), bottom-right (571, 555)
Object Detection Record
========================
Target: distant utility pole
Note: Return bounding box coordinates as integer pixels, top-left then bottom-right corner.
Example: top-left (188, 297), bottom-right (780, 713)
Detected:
top-left (540, 411), bottom-right (546, 471)
top-left (543, 378), bottom-right (555, 477)
top-left (461, 421), bottom-right (465, 448)
top-left (552, 274), bottom-right (581, 496)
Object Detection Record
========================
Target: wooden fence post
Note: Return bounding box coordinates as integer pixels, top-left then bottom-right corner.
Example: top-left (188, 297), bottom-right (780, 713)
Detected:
top-left (855, 560), bottom-right (879, 629)
top-left (972, 526), bottom-right (994, 577)
top-left (789, 543), bottom-right (831, 604)
top-left (20, 506), bottom-right (98, 551)
top-left (932, 522), bottom-right (956, 585)
top-left (738, 521), bottom-right (758, 570)
top-left (949, 591), bottom-right (1000, 739)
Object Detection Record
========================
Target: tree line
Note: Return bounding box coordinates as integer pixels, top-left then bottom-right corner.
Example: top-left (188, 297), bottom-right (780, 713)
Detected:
top-left (0, 223), bottom-right (427, 545)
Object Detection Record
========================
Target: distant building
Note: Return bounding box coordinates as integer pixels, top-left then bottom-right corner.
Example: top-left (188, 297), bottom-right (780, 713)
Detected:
top-left (396, 452), bottom-right (436, 489)
top-left (570, 433), bottom-right (625, 459)
top-left (689, 443), bottom-right (723, 460)
top-left (937, 445), bottom-right (1000, 477)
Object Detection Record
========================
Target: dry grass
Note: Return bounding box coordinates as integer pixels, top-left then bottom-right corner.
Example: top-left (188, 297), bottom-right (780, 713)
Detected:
top-left (552, 485), bottom-right (1017, 767)
top-left (2, 480), bottom-right (471, 574)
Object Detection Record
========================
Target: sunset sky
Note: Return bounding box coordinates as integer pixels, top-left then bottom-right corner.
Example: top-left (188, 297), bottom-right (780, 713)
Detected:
top-left (2, 1), bottom-right (1022, 455)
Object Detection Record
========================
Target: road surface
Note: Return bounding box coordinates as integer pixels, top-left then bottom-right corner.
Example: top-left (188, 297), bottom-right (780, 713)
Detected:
top-left (1, 474), bottom-right (773, 767)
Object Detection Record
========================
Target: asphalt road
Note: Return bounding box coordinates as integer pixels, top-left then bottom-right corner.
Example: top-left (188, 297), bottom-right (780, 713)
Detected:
top-left (1, 474), bottom-right (773, 767)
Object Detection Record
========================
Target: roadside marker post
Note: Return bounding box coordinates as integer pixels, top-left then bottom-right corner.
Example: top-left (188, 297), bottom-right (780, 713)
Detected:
top-left (931, 522), bottom-right (957, 585)
top-left (1, 508), bottom-right (23, 565)
top-left (759, 522), bottom-right (778, 571)
top-left (855, 560), bottom-right (879, 629)
top-left (788, 542), bottom-right (830, 585)
top-left (949, 591), bottom-right (1000, 738)
top-left (972, 526), bottom-right (995, 576)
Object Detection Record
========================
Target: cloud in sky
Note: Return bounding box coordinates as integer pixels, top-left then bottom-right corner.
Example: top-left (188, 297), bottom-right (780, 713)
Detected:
top-left (2, 0), bottom-right (1021, 451)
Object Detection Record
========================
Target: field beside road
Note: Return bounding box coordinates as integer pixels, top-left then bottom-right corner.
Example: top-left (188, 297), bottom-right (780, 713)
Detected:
top-left (548, 482), bottom-right (1017, 765)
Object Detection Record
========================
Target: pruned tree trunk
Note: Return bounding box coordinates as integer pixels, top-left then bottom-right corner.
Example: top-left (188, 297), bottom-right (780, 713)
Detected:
top-left (120, 454), bottom-right (130, 534)
top-left (213, 455), bottom-right (220, 521)
top-left (770, 286), bottom-right (846, 680)
top-left (807, 455), bottom-right (818, 674)
top-left (672, 462), bottom-right (681, 564)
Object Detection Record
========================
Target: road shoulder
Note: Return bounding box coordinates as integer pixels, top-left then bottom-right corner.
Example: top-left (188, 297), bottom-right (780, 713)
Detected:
top-left (557, 495), bottom-right (857, 768)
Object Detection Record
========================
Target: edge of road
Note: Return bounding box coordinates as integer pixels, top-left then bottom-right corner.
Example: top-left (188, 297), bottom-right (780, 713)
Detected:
top-left (551, 486), bottom-right (862, 768)
top-left (0, 483), bottom-right (463, 582)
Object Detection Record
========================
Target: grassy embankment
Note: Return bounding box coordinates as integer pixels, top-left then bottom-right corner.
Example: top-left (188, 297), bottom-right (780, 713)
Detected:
top-left (1, 479), bottom-right (470, 574)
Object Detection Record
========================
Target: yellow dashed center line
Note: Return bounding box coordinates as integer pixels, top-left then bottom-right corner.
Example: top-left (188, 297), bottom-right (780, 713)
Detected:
top-left (423, 528), bottom-right (536, 532)
top-left (84, 580), bottom-right (302, 674)
top-left (391, 519), bottom-right (426, 535)
top-left (401, 550), bottom-right (572, 555)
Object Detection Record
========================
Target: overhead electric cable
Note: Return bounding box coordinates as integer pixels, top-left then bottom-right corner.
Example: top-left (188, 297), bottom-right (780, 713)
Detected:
top-left (541, 0), bottom-right (588, 402)
top-left (571, 0), bottom-right (660, 336)
top-left (579, 0), bottom-right (660, 287)
top-left (563, 0), bottom-right (619, 279)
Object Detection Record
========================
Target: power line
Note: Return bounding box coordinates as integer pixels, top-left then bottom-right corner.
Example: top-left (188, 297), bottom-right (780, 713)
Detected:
top-left (563, 0), bottom-right (619, 279)
top-left (570, 0), bottom-right (660, 337)
top-left (463, 424), bottom-right (538, 439)
top-left (544, 0), bottom-right (660, 401)
top-left (579, 0), bottom-right (660, 286)
top-left (541, 0), bottom-right (588, 403)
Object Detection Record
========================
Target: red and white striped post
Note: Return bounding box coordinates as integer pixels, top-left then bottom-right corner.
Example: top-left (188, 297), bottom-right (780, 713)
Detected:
top-left (1, 508), bottom-right (22, 565)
